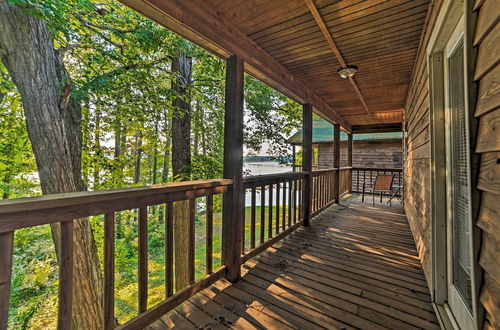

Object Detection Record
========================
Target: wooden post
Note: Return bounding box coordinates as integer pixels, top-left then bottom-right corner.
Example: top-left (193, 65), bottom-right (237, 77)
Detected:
top-left (138, 208), bottom-right (148, 313)
top-left (222, 55), bottom-right (244, 282)
top-left (0, 231), bottom-right (14, 330)
top-left (57, 221), bottom-right (74, 330)
top-left (292, 145), bottom-right (296, 172)
top-left (347, 133), bottom-right (353, 193)
top-left (104, 213), bottom-right (115, 329)
top-left (302, 103), bottom-right (313, 226)
top-left (333, 124), bottom-right (340, 203)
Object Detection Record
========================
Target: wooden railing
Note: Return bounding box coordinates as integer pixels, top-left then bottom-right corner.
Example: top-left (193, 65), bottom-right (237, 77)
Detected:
top-left (0, 180), bottom-right (232, 330)
top-left (339, 167), bottom-right (353, 196)
top-left (311, 168), bottom-right (335, 214)
top-left (0, 167), bottom-right (373, 329)
top-left (241, 171), bottom-right (307, 262)
top-left (310, 167), bottom-right (352, 215)
top-left (292, 164), bottom-right (319, 172)
top-left (352, 167), bottom-right (403, 196)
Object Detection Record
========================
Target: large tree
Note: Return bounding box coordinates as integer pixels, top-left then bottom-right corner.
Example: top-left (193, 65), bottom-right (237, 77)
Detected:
top-left (0, 2), bottom-right (103, 328)
top-left (171, 49), bottom-right (193, 289)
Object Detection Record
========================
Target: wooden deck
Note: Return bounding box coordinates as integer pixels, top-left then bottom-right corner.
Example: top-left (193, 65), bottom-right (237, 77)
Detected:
top-left (147, 194), bottom-right (439, 330)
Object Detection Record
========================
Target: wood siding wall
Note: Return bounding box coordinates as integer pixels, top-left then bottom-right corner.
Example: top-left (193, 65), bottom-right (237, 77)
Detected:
top-left (405, 0), bottom-right (499, 328)
top-left (473, 0), bottom-right (500, 328)
top-left (317, 140), bottom-right (402, 169)
top-left (403, 0), bottom-right (443, 293)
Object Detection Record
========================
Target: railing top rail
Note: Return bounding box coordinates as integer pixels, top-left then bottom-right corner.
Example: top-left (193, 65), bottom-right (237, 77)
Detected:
top-left (352, 167), bottom-right (402, 172)
top-left (243, 171), bottom-right (307, 184)
top-left (311, 168), bottom-right (337, 175)
top-left (0, 179), bottom-right (232, 233)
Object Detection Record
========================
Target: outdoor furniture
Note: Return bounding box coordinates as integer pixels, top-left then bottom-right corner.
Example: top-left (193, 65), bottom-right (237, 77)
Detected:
top-left (362, 174), bottom-right (395, 206)
top-left (388, 184), bottom-right (403, 206)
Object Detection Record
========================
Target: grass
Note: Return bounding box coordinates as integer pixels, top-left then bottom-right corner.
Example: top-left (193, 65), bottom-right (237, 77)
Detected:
top-left (9, 204), bottom-right (298, 327)
top-left (114, 204), bottom-right (296, 323)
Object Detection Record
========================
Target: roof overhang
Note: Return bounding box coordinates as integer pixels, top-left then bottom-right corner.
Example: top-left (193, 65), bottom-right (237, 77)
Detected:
top-left (119, 0), bottom-right (431, 133)
top-left (120, 0), bottom-right (352, 130)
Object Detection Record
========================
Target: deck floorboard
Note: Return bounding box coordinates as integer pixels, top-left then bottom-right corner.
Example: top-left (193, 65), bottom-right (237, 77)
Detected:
top-left (146, 194), bottom-right (439, 329)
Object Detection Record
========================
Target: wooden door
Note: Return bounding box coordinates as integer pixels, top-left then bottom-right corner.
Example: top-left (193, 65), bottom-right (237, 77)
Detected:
top-left (443, 16), bottom-right (474, 330)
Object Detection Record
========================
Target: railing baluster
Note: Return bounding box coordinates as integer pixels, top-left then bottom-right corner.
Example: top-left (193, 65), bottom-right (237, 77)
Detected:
top-left (356, 170), bottom-right (359, 192)
top-left (318, 175), bottom-right (322, 208)
top-left (316, 176), bottom-right (320, 208)
top-left (327, 172), bottom-right (330, 203)
top-left (309, 177), bottom-right (312, 213)
top-left (58, 220), bottom-right (74, 330)
top-left (104, 213), bottom-right (115, 329)
top-left (324, 174), bottom-right (327, 206)
top-left (325, 174), bottom-right (328, 205)
top-left (331, 172), bottom-right (334, 201)
top-left (318, 175), bottom-right (322, 207)
top-left (166, 202), bottom-right (173, 297)
top-left (288, 180), bottom-right (293, 227)
top-left (317, 176), bottom-right (321, 209)
top-left (0, 231), bottom-right (14, 330)
top-left (138, 207), bottom-right (148, 313)
top-left (250, 188), bottom-right (256, 249)
top-left (324, 174), bottom-right (327, 204)
top-left (268, 184), bottom-right (273, 239)
top-left (206, 195), bottom-right (213, 274)
top-left (188, 199), bottom-right (196, 284)
top-left (312, 177), bottom-right (315, 212)
top-left (315, 176), bottom-right (319, 210)
top-left (276, 182), bottom-right (280, 235)
top-left (297, 179), bottom-right (304, 220)
top-left (293, 180), bottom-right (298, 223)
top-left (363, 170), bottom-right (366, 192)
top-left (241, 190), bottom-right (246, 253)
top-left (370, 171), bottom-right (373, 190)
top-left (282, 180), bottom-right (287, 230)
top-left (311, 177), bottom-right (314, 212)
top-left (260, 185), bottom-right (265, 244)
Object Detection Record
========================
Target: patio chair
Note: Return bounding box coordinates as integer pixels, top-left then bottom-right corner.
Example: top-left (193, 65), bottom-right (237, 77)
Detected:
top-left (362, 174), bottom-right (395, 206)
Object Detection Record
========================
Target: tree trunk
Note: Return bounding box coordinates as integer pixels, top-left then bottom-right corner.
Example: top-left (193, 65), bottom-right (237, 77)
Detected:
top-left (119, 121), bottom-right (127, 178)
top-left (134, 130), bottom-right (142, 184)
top-left (114, 120), bottom-right (121, 159)
top-left (161, 116), bottom-right (171, 183)
top-left (0, 3), bottom-right (103, 328)
top-left (152, 120), bottom-right (159, 184)
top-left (2, 171), bottom-right (11, 199)
top-left (193, 101), bottom-right (200, 155)
top-left (171, 52), bottom-right (192, 290)
top-left (93, 109), bottom-right (101, 189)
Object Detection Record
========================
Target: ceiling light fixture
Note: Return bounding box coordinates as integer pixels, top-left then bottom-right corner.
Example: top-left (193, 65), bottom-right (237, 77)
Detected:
top-left (337, 65), bottom-right (358, 79)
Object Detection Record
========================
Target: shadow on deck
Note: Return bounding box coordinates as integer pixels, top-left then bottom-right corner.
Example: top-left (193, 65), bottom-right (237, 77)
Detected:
top-left (148, 194), bottom-right (439, 330)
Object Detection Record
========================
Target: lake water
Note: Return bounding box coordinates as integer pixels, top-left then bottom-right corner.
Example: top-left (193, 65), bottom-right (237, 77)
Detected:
top-left (243, 161), bottom-right (299, 206)
top-left (244, 161), bottom-right (292, 176)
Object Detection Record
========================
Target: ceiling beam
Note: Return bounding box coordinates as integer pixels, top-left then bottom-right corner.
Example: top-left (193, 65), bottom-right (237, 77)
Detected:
top-left (119, 0), bottom-right (352, 131)
top-left (351, 123), bottom-right (403, 134)
top-left (304, 0), bottom-right (371, 115)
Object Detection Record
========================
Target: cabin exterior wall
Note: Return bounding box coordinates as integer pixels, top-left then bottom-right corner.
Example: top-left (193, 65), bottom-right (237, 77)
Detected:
top-left (317, 140), bottom-right (402, 169)
top-left (405, 0), bottom-right (499, 328)
top-left (472, 0), bottom-right (500, 328)
top-left (403, 0), bottom-right (442, 292)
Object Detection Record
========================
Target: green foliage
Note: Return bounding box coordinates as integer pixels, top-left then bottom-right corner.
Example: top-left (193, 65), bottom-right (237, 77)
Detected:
top-left (9, 226), bottom-right (58, 329)
top-left (244, 74), bottom-right (302, 163)
top-left (0, 66), bottom-right (38, 199)
top-left (2, 0), bottom-right (302, 327)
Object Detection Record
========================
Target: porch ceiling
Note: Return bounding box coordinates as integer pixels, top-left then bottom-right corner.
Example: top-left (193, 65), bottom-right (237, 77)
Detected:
top-left (121, 0), bottom-right (431, 130)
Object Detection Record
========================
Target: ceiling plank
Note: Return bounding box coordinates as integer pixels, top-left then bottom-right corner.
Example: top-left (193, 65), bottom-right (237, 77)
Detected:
top-left (119, 0), bottom-right (352, 131)
top-left (304, 0), bottom-right (371, 114)
top-left (351, 123), bottom-right (403, 134)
